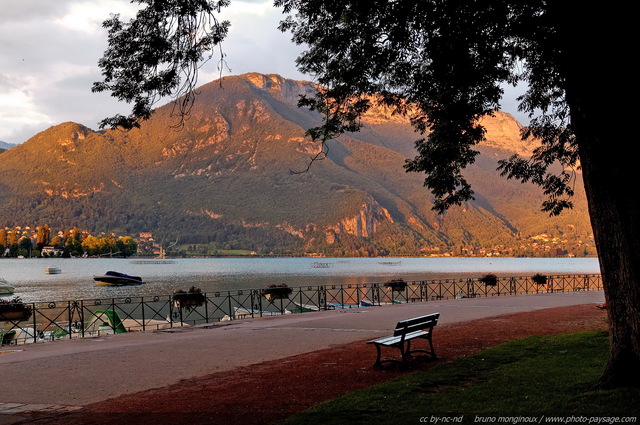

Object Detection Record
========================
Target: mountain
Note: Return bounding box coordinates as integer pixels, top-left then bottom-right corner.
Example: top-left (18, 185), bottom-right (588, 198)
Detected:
top-left (0, 141), bottom-right (16, 152)
top-left (0, 73), bottom-right (593, 256)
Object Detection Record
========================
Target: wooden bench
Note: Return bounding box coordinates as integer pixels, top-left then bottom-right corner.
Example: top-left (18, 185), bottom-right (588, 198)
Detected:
top-left (366, 312), bottom-right (439, 367)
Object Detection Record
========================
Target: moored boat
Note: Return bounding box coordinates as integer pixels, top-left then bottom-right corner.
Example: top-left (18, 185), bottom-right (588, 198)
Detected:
top-left (93, 271), bottom-right (145, 286)
top-left (230, 306), bottom-right (292, 319)
top-left (45, 266), bottom-right (61, 274)
top-left (0, 278), bottom-right (14, 296)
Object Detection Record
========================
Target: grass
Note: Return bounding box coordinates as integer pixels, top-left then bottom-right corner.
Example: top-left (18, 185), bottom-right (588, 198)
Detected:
top-left (282, 331), bottom-right (640, 425)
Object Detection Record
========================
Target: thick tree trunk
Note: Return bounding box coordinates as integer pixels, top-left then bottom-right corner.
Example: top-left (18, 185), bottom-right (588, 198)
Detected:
top-left (560, 8), bottom-right (640, 388)
top-left (578, 128), bottom-right (640, 388)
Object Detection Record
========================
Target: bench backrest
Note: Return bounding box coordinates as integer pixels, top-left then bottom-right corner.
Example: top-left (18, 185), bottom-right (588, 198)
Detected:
top-left (393, 312), bottom-right (439, 337)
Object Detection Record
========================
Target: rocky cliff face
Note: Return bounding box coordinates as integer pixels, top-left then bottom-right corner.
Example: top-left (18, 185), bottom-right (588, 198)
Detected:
top-left (478, 112), bottom-right (538, 156)
top-left (244, 73), bottom-right (318, 106)
top-left (326, 198), bottom-right (394, 242)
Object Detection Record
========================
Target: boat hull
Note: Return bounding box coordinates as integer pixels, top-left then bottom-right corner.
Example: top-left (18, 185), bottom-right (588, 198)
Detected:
top-left (0, 287), bottom-right (15, 295)
top-left (0, 279), bottom-right (14, 295)
top-left (94, 277), bottom-right (145, 287)
top-left (93, 271), bottom-right (145, 287)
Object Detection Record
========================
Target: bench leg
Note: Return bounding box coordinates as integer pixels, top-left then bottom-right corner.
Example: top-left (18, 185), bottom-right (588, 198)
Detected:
top-left (404, 340), bottom-right (413, 360)
top-left (373, 343), bottom-right (383, 368)
top-left (405, 336), bottom-right (437, 359)
top-left (429, 336), bottom-right (437, 358)
top-left (400, 341), bottom-right (410, 364)
top-left (371, 343), bottom-right (408, 368)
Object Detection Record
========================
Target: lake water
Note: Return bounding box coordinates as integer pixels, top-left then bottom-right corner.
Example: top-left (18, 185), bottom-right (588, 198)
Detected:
top-left (1, 257), bottom-right (600, 303)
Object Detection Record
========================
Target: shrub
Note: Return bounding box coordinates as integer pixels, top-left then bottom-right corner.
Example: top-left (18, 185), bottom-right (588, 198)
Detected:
top-left (172, 286), bottom-right (206, 309)
top-left (384, 279), bottom-right (408, 291)
top-left (479, 273), bottom-right (498, 286)
top-left (262, 284), bottom-right (293, 300)
top-left (532, 273), bottom-right (547, 285)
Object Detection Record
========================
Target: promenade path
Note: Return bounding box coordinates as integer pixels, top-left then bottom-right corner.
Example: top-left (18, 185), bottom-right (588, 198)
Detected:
top-left (0, 290), bottom-right (604, 423)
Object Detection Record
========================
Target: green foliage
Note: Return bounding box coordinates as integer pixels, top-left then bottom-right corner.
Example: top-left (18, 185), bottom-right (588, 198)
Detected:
top-left (0, 229), bottom-right (5, 252)
top-left (276, 1), bottom-right (579, 215)
top-left (116, 236), bottom-right (138, 257)
top-left (18, 236), bottom-right (32, 251)
top-left (93, 0), bottom-right (230, 129)
top-left (65, 237), bottom-right (83, 257)
top-left (79, 235), bottom-right (138, 257)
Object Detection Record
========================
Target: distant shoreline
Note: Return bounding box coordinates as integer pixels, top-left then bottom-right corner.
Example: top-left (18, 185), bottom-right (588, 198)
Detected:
top-left (1, 254), bottom-right (599, 260)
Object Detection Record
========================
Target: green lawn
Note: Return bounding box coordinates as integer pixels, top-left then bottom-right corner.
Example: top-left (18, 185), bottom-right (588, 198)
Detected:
top-left (282, 331), bottom-right (639, 425)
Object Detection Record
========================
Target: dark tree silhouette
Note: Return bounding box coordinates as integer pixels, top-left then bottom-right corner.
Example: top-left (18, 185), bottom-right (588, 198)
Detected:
top-left (92, 0), bottom-right (230, 130)
top-left (96, 0), bottom-right (635, 388)
top-left (274, 1), bottom-right (635, 388)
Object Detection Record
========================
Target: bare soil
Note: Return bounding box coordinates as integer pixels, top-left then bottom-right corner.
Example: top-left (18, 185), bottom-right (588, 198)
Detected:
top-left (25, 304), bottom-right (607, 425)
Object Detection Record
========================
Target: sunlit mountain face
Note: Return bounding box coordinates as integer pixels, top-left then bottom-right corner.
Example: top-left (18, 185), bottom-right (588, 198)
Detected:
top-left (0, 73), bottom-right (593, 257)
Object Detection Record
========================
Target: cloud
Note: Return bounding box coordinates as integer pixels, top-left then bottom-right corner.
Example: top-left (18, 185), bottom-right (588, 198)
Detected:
top-left (0, 0), bottom-right (528, 145)
top-left (0, 0), bottom-right (307, 144)
top-left (0, 1), bottom-right (142, 143)
top-left (0, 1), bottom-right (68, 22)
top-left (205, 0), bottom-right (306, 80)
top-left (54, 0), bottom-right (139, 35)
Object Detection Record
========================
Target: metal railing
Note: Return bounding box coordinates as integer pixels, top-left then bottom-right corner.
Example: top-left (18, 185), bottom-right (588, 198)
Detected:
top-left (0, 273), bottom-right (602, 346)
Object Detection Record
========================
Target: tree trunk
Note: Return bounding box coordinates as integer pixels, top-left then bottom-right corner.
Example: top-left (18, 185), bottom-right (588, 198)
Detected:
top-left (560, 8), bottom-right (640, 388)
top-left (579, 135), bottom-right (640, 388)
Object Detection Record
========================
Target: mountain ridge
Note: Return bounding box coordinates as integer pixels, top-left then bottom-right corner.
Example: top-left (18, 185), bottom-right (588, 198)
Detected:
top-left (0, 73), bottom-right (593, 256)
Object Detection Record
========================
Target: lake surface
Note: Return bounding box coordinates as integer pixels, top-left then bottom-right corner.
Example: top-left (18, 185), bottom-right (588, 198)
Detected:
top-left (0, 257), bottom-right (600, 303)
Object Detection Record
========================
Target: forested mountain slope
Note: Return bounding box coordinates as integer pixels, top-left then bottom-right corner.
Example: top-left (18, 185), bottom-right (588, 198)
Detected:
top-left (0, 73), bottom-right (592, 256)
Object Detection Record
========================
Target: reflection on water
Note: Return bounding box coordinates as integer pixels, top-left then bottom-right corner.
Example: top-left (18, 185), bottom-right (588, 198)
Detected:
top-left (0, 257), bottom-right (600, 303)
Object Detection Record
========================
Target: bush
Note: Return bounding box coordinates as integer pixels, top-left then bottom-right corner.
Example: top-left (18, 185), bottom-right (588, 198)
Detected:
top-left (479, 273), bottom-right (498, 286)
top-left (384, 279), bottom-right (408, 291)
top-left (0, 296), bottom-right (33, 321)
top-left (262, 284), bottom-right (293, 300)
top-left (532, 273), bottom-right (547, 285)
top-left (172, 286), bottom-right (206, 309)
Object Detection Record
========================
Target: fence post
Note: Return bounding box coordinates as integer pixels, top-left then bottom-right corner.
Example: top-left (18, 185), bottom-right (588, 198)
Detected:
top-left (298, 287), bottom-right (303, 313)
top-left (259, 289), bottom-right (264, 317)
top-left (228, 291), bottom-right (234, 318)
top-left (141, 297), bottom-right (146, 332)
top-left (111, 298), bottom-right (116, 333)
top-left (251, 289), bottom-right (260, 319)
top-left (318, 285), bottom-right (326, 310)
top-left (68, 301), bottom-right (74, 340)
top-left (204, 293), bottom-right (209, 322)
top-left (80, 300), bottom-right (85, 338)
top-left (30, 302), bottom-right (37, 343)
top-left (169, 296), bottom-right (175, 328)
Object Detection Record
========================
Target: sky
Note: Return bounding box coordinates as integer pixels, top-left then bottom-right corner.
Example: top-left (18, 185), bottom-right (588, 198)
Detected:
top-left (0, 0), bottom-right (526, 145)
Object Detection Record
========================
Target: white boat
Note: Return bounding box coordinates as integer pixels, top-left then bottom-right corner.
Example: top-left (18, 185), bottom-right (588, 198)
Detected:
top-left (292, 302), bottom-right (321, 312)
top-left (45, 266), bottom-right (61, 274)
top-left (0, 278), bottom-right (14, 296)
top-left (231, 306), bottom-right (292, 319)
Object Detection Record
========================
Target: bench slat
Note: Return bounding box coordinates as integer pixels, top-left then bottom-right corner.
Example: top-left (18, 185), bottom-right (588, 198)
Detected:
top-left (393, 315), bottom-right (438, 337)
top-left (366, 312), bottom-right (439, 367)
top-left (397, 314), bottom-right (439, 327)
top-left (368, 329), bottom-right (430, 346)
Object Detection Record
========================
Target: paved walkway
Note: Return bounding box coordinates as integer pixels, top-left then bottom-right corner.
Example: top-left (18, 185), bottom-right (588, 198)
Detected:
top-left (0, 291), bottom-right (604, 423)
